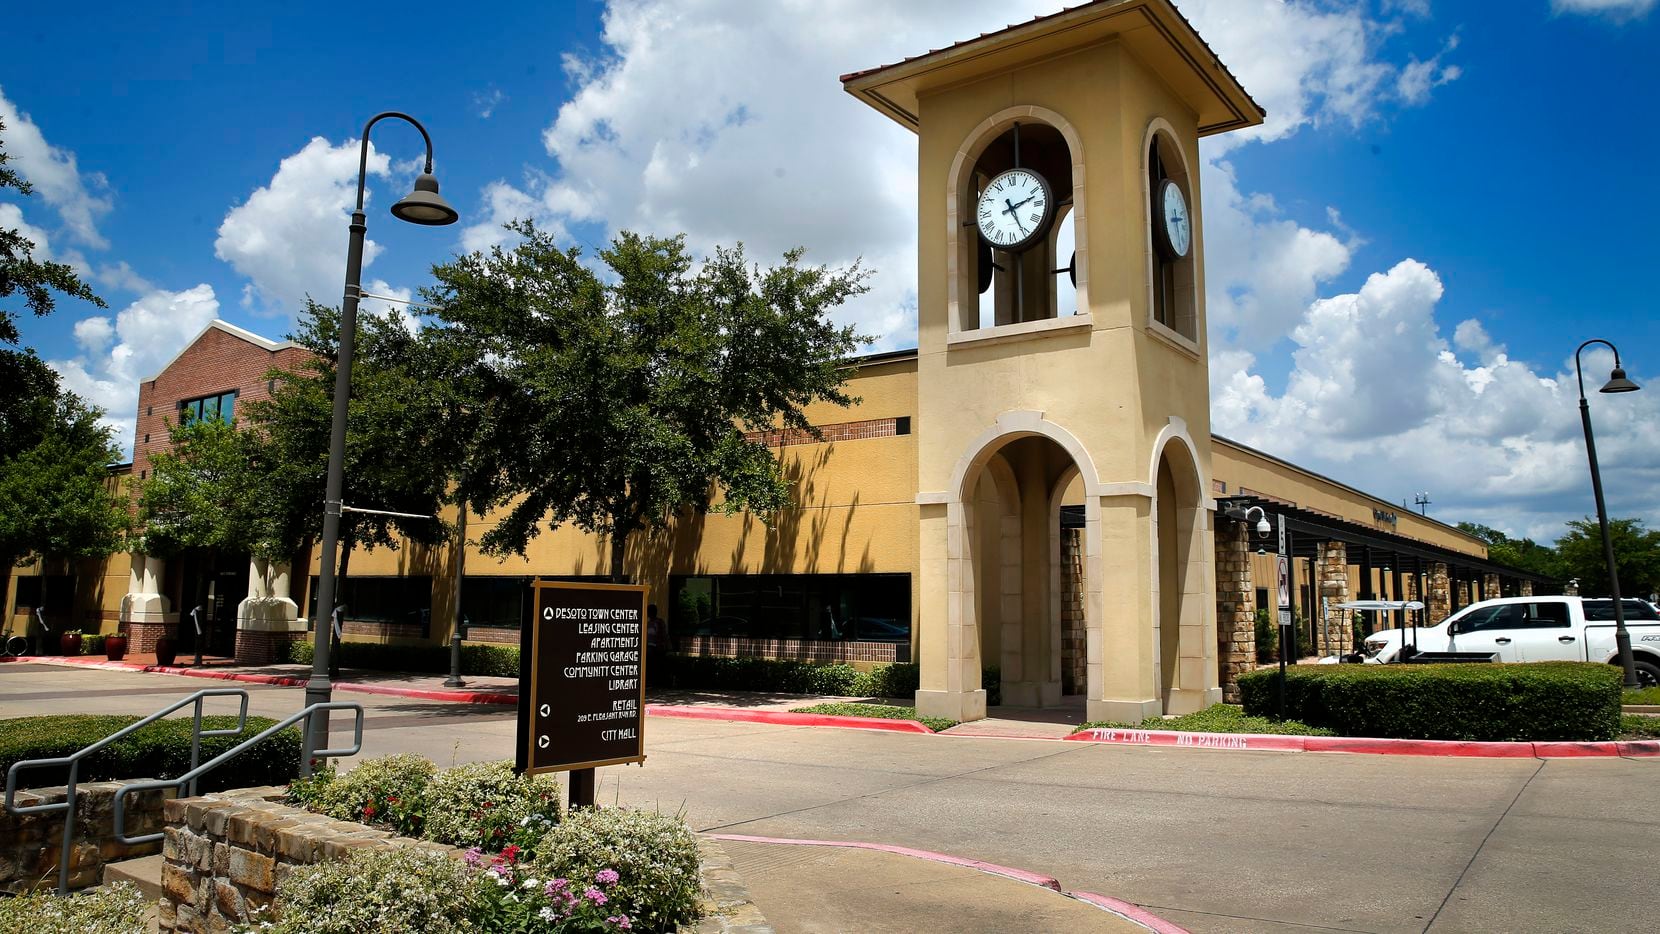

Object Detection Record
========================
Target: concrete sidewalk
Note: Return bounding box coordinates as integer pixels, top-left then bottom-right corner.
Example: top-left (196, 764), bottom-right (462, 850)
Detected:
top-left (719, 839), bottom-right (1159, 933)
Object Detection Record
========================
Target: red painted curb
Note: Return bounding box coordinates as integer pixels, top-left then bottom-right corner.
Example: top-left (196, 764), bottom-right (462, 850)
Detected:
top-left (1302, 736), bottom-right (1538, 758)
top-left (4, 656), bottom-right (518, 705)
top-left (1066, 727), bottom-right (1308, 752)
top-left (1070, 891), bottom-right (1191, 934)
top-left (1065, 725), bottom-right (1660, 758)
top-left (707, 833), bottom-right (1062, 891)
top-left (646, 705), bottom-right (933, 734)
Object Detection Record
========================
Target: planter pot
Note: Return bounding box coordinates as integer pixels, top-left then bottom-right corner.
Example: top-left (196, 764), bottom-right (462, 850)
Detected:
top-left (105, 634), bottom-right (129, 661)
top-left (59, 633), bottom-right (83, 656)
top-left (154, 637), bottom-right (178, 666)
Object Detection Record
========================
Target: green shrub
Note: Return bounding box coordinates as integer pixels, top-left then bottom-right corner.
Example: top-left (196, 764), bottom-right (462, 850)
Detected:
top-left (1238, 662), bottom-right (1623, 741)
top-left (282, 638), bottom-right (522, 678)
top-left (1625, 686), bottom-right (1660, 706)
top-left (256, 846), bottom-right (480, 934)
top-left (286, 754), bottom-right (435, 838)
top-left (422, 759), bottom-right (562, 851)
top-left (857, 662), bottom-right (920, 698)
top-left (1620, 714), bottom-right (1660, 738)
top-left (1254, 608), bottom-right (1275, 662)
top-left (0, 880), bottom-right (147, 933)
top-left (0, 715), bottom-right (301, 790)
top-left (531, 807), bottom-right (703, 933)
top-left (78, 634), bottom-right (107, 656)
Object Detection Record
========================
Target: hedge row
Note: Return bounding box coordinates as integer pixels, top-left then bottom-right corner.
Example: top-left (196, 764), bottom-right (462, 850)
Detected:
top-left (284, 639), bottom-right (521, 678)
top-left (0, 715), bottom-right (303, 790)
top-left (1237, 662), bottom-right (1622, 742)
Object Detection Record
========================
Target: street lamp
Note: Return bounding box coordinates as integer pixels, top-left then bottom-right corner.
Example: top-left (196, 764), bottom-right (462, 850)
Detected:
top-left (1574, 338), bottom-right (1641, 688)
top-left (304, 112), bottom-right (457, 766)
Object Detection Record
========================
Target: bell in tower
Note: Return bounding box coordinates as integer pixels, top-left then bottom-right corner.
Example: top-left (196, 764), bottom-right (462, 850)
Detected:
top-left (843, 0), bottom-right (1264, 723)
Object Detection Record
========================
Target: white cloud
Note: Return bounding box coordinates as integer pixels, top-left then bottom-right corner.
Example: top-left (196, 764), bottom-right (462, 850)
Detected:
top-left (214, 137), bottom-right (390, 319)
top-left (0, 86), bottom-right (113, 249)
top-left (1551, 0), bottom-right (1656, 20)
top-left (0, 201), bottom-right (55, 261)
top-left (50, 285), bottom-right (221, 457)
top-left (474, 88), bottom-right (506, 119)
top-left (1211, 261), bottom-right (1660, 541)
top-left (362, 278), bottom-right (420, 334)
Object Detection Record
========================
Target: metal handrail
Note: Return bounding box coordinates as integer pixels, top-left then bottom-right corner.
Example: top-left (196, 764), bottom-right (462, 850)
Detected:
top-left (113, 701), bottom-right (365, 847)
top-left (3, 688), bottom-right (250, 894)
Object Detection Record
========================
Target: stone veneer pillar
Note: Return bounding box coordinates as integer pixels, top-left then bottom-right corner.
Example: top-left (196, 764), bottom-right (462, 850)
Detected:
top-left (1213, 520), bottom-right (1255, 703)
top-left (1059, 528), bottom-right (1086, 696)
top-left (1316, 542), bottom-right (1351, 656)
top-left (120, 553), bottom-right (177, 653)
top-left (234, 558), bottom-right (304, 665)
top-left (1520, 580), bottom-right (1534, 596)
top-left (1428, 562), bottom-right (1452, 624)
top-left (1482, 573), bottom-right (1501, 601)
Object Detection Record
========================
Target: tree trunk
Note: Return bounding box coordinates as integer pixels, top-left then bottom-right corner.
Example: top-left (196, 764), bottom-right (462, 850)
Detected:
top-left (331, 530), bottom-right (352, 679)
top-left (0, 559), bottom-right (14, 642)
top-left (609, 526), bottom-right (629, 584)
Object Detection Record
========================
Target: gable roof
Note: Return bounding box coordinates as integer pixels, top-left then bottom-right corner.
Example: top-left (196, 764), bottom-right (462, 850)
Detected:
top-left (139, 319), bottom-right (301, 383)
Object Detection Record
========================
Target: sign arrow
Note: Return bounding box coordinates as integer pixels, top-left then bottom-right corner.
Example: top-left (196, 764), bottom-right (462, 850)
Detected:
top-left (537, 735), bottom-right (549, 749)
top-left (539, 703), bottom-right (551, 717)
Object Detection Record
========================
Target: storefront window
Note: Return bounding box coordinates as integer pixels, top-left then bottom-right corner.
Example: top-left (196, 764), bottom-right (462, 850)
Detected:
top-left (669, 573), bottom-right (910, 643)
top-left (308, 575), bottom-right (433, 633)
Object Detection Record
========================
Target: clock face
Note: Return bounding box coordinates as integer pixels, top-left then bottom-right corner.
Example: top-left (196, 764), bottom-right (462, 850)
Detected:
top-left (1156, 179), bottom-right (1191, 259)
top-left (976, 169), bottom-right (1051, 251)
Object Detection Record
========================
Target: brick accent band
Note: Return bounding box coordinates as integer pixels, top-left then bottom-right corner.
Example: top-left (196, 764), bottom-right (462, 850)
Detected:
top-left (745, 417), bottom-right (903, 448)
top-left (677, 635), bottom-right (909, 665)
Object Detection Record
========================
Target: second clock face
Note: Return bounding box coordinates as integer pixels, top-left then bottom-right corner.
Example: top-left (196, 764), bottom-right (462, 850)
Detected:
top-left (977, 169), bottom-right (1051, 251)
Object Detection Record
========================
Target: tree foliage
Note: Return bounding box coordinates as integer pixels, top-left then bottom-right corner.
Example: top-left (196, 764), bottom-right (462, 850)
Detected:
top-left (1555, 517), bottom-right (1660, 599)
top-left (423, 221), bottom-right (869, 580)
top-left (1456, 522), bottom-right (1563, 580)
top-left (0, 120), bottom-right (126, 591)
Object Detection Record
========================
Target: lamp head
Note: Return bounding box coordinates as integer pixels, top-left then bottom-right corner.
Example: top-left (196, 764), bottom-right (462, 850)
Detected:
top-left (1601, 366), bottom-right (1640, 394)
top-left (391, 172), bottom-right (459, 226)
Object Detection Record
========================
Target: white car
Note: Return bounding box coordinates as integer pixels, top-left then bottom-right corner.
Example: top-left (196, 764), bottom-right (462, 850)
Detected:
top-left (1360, 596), bottom-right (1660, 687)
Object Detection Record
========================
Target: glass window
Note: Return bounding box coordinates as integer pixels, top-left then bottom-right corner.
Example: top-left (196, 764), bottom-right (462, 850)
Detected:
top-left (461, 577), bottom-right (531, 630)
top-left (669, 573), bottom-right (911, 643)
top-left (308, 575), bottom-right (433, 634)
top-left (178, 391), bottom-right (237, 425)
top-left (11, 575), bottom-right (73, 613)
top-left (1461, 604), bottom-right (1523, 633)
top-left (1514, 602), bottom-right (1571, 629)
top-left (1584, 599), bottom-right (1660, 621)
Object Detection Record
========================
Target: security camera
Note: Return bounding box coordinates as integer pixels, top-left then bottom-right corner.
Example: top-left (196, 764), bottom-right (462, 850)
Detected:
top-left (1255, 517), bottom-right (1271, 536)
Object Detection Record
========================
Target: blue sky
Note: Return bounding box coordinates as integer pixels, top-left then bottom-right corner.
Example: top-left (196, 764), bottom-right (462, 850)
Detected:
top-left (2, 0), bottom-right (1657, 542)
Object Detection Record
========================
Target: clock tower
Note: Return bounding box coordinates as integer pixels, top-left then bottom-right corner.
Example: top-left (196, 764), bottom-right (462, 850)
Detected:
top-left (843, 0), bottom-right (1263, 722)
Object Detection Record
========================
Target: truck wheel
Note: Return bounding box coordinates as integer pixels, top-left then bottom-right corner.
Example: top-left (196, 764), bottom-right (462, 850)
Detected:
top-left (1634, 659), bottom-right (1660, 689)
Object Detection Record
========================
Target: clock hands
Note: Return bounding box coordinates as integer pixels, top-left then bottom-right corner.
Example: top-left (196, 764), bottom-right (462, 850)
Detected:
top-left (1004, 198), bottom-right (1028, 236)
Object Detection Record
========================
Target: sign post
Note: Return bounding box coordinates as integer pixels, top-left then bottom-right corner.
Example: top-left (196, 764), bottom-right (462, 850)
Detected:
top-left (516, 582), bottom-right (648, 809)
top-left (1275, 515), bottom-right (1291, 721)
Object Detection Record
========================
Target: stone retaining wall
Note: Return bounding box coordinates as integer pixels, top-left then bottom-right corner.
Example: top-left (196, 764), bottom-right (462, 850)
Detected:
top-left (158, 788), bottom-right (457, 932)
top-left (0, 780), bottom-right (172, 893)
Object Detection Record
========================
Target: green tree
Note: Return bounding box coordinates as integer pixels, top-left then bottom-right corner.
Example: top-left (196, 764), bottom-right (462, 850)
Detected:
top-left (424, 221), bottom-right (869, 581)
top-left (1554, 517), bottom-right (1660, 599)
top-left (134, 418), bottom-right (272, 558)
top-left (0, 395), bottom-right (128, 615)
top-left (0, 118), bottom-right (127, 619)
top-left (1456, 521), bottom-right (1563, 580)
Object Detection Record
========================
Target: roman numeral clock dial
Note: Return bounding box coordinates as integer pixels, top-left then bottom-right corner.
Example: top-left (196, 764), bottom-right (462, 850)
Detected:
top-left (976, 168), bottom-right (1053, 252)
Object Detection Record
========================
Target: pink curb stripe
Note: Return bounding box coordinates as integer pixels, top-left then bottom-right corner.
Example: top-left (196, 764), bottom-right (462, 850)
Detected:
top-left (706, 833), bottom-right (1062, 891)
top-left (645, 705), bottom-right (933, 734)
top-left (1066, 725), bottom-right (1660, 758)
top-left (1070, 891), bottom-right (1191, 934)
top-left (3, 656), bottom-right (519, 705)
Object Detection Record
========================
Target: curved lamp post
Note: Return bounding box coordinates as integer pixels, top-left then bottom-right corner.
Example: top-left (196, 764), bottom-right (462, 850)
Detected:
top-left (304, 113), bottom-right (457, 766)
top-left (1574, 338), bottom-right (1641, 688)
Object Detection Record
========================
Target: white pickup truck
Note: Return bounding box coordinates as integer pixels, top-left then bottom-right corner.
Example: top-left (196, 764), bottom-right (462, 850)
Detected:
top-left (1360, 596), bottom-right (1660, 686)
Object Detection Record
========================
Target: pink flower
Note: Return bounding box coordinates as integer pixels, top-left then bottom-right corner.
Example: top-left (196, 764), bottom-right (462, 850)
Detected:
top-left (463, 848), bottom-right (484, 868)
top-left (545, 878), bottom-right (570, 898)
top-left (584, 887), bottom-right (608, 905)
top-left (607, 915), bottom-right (633, 930)
top-left (595, 868), bottom-right (620, 885)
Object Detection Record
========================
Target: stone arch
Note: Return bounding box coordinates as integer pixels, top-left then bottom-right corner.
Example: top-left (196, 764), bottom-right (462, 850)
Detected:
top-left (1148, 417), bottom-right (1215, 713)
top-left (946, 105), bottom-right (1090, 334)
top-left (1142, 117), bottom-right (1200, 351)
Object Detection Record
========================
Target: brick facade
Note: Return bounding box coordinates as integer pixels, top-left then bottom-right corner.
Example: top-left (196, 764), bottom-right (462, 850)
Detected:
top-left (677, 635), bottom-right (908, 666)
top-left (744, 416), bottom-right (904, 448)
top-left (233, 629), bottom-right (305, 666)
top-left (124, 619), bottom-right (177, 655)
top-left (132, 323), bottom-right (312, 481)
top-left (1214, 520), bottom-right (1255, 702)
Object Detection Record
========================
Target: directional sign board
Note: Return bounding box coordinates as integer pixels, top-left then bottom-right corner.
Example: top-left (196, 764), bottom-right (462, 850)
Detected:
top-left (519, 582), bottom-right (647, 776)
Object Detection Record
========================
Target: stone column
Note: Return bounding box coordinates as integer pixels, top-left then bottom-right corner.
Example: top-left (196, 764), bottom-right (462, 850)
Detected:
top-left (120, 553), bottom-right (177, 653)
top-left (1520, 580), bottom-right (1534, 596)
top-left (1428, 562), bottom-right (1452, 624)
top-left (234, 558), bottom-right (304, 665)
top-left (915, 500), bottom-right (987, 722)
top-left (1316, 542), bottom-right (1351, 655)
top-left (1090, 493), bottom-right (1160, 724)
top-left (1213, 519), bottom-right (1255, 703)
top-left (1060, 528), bottom-right (1086, 695)
top-left (1482, 573), bottom-right (1501, 601)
